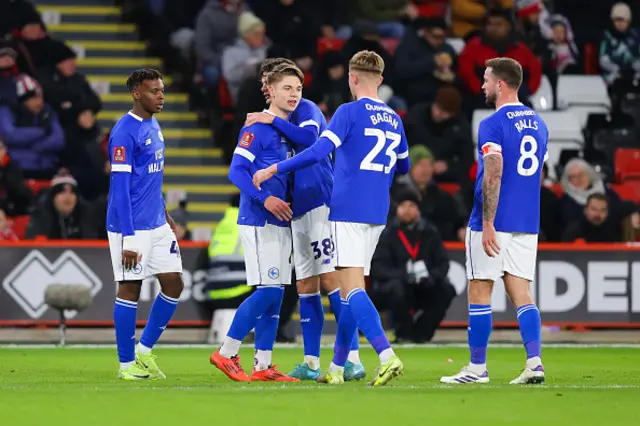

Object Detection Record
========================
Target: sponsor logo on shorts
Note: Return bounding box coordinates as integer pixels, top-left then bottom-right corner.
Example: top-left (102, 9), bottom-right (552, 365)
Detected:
top-left (268, 267), bottom-right (279, 280)
top-left (132, 263), bottom-right (142, 274)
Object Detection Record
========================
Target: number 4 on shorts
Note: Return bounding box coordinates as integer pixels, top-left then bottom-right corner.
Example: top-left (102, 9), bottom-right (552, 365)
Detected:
top-left (170, 240), bottom-right (180, 256)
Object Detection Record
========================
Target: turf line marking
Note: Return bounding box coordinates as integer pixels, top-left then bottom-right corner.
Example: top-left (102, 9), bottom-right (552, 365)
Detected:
top-left (2, 343), bottom-right (640, 349)
top-left (1, 384), bottom-right (639, 391)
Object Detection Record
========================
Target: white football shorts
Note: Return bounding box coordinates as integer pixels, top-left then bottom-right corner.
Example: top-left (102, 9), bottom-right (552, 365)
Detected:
top-left (292, 205), bottom-right (336, 280)
top-left (331, 221), bottom-right (385, 276)
top-left (108, 223), bottom-right (183, 282)
top-left (465, 228), bottom-right (538, 282)
top-left (238, 224), bottom-right (292, 286)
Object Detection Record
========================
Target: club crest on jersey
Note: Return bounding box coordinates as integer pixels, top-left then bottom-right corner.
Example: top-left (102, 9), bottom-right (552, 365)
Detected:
top-left (113, 146), bottom-right (126, 163)
top-left (157, 130), bottom-right (164, 142)
top-left (268, 267), bottom-right (279, 280)
top-left (240, 131), bottom-right (255, 148)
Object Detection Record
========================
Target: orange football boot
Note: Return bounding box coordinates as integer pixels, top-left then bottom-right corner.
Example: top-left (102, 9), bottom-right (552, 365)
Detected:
top-left (250, 365), bottom-right (301, 382)
top-left (210, 349), bottom-right (250, 382)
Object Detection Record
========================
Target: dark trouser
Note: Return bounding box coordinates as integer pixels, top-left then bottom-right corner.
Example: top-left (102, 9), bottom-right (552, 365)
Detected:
top-left (372, 278), bottom-right (457, 342)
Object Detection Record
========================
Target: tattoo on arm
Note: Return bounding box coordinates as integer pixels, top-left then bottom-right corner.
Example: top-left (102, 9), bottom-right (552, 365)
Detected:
top-left (482, 154), bottom-right (503, 223)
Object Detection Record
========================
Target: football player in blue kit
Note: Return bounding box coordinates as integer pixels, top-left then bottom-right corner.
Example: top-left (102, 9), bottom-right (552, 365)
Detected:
top-left (253, 51), bottom-right (410, 386)
top-left (244, 58), bottom-right (365, 381)
top-left (440, 57), bottom-right (548, 385)
top-left (107, 69), bottom-right (184, 380)
top-left (209, 65), bottom-right (302, 383)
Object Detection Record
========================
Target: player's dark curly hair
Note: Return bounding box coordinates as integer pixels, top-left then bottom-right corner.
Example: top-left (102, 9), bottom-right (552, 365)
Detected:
top-left (126, 68), bottom-right (164, 92)
top-left (259, 58), bottom-right (295, 77)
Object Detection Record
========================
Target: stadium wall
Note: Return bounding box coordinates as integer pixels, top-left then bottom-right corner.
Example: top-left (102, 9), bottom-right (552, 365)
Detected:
top-left (0, 241), bottom-right (639, 329)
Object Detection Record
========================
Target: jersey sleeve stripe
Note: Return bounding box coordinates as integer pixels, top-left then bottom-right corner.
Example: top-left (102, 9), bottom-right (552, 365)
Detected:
top-left (320, 130), bottom-right (342, 148)
top-left (234, 147), bottom-right (255, 162)
top-left (397, 150), bottom-right (409, 159)
top-left (299, 119), bottom-right (320, 129)
top-left (111, 164), bottom-right (132, 173)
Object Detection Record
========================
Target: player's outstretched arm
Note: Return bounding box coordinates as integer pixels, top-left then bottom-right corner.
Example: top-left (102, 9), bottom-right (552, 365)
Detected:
top-left (252, 136), bottom-right (335, 189)
top-left (245, 112), bottom-right (319, 148)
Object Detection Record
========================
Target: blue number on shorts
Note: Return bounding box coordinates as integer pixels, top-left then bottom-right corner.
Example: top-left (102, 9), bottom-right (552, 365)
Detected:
top-left (321, 238), bottom-right (333, 256)
top-left (170, 240), bottom-right (180, 256)
top-left (310, 241), bottom-right (321, 259)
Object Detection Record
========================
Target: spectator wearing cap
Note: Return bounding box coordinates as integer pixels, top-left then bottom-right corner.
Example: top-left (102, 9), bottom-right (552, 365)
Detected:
top-left (0, 42), bottom-right (20, 106)
top-left (391, 145), bottom-right (467, 241)
top-left (222, 11), bottom-right (271, 105)
top-left (0, 75), bottom-right (65, 179)
top-left (403, 86), bottom-right (474, 183)
top-left (25, 173), bottom-right (98, 240)
top-left (515, 0), bottom-right (552, 57)
top-left (458, 8), bottom-right (541, 111)
top-left (599, 2), bottom-right (640, 107)
top-left (450, 0), bottom-right (514, 39)
top-left (370, 188), bottom-right (457, 343)
top-left (393, 17), bottom-right (458, 106)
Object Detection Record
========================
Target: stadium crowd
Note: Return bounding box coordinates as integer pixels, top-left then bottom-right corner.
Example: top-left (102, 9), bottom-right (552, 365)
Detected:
top-left (0, 0), bottom-right (638, 243)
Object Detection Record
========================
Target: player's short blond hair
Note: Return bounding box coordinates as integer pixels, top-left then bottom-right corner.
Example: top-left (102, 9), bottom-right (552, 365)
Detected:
top-left (485, 57), bottom-right (523, 89)
top-left (349, 50), bottom-right (385, 77)
top-left (266, 64), bottom-right (304, 86)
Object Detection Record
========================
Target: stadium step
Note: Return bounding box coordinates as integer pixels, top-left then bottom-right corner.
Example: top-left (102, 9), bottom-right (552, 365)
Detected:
top-left (36, 0), bottom-right (232, 234)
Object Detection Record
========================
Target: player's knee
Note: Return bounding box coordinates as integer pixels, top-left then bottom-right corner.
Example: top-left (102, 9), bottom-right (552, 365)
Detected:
top-left (157, 272), bottom-right (184, 299)
top-left (319, 272), bottom-right (339, 293)
top-left (117, 281), bottom-right (142, 301)
top-left (296, 276), bottom-right (320, 294)
top-left (468, 279), bottom-right (493, 305)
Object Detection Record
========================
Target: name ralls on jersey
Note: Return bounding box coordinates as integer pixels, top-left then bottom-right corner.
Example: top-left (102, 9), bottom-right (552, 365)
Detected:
top-left (507, 109), bottom-right (539, 132)
top-left (366, 103), bottom-right (399, 129)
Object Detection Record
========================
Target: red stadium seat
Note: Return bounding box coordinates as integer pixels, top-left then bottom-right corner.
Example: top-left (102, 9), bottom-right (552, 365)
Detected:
top-left (8, 215), bottom-right (30, 239)
top-left (439, 183), bottom-right (459, 195)
top-left (413, 0), bottom-right (449, 18)
top-left (615, 148), bottom-right (640, 183)
top-left (25, 179), bottom-right (51, 195)
top-left (317, 38), bottom-right (345, 56)
top-left (583, 42), bottom-right (599, 75)
top-left (610, 183), bottom-right (640, 203)
top-left (380, 38), bottom-right (400, 55)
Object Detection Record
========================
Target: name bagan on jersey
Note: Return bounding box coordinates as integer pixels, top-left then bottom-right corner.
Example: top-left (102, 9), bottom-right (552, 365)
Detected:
top-left (106, 111), bottom-right (167, 235)
top-left (288, 98), bottom-right (332, 218)
top-left (468, 103), bottom-right (549, 234)
top-left (322, 98), bottom-right (409, 225)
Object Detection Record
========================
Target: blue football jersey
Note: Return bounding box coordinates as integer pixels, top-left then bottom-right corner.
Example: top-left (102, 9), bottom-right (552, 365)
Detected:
top-left (468, 103), bottom-right (549, 234)
top-left (230, 115), bottom-right (291, 227)
top-left (288, 98), bottom-right (332, 217)
top-left (106, 111), bottom-right (166, 235)
top-left (322, 98), bottom-right (409, 225)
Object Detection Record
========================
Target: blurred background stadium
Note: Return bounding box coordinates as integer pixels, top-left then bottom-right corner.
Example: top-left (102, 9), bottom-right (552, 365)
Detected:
top-left (0, 0), bottom-right (639, 345)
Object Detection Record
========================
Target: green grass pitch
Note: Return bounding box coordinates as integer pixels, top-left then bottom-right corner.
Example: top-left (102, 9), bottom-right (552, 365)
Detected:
top-left (0, 346), bottom-right (638, 425)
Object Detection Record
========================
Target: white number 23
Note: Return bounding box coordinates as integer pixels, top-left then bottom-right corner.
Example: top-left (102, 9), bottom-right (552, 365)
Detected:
top-left (360, 128), bottom-right (401, 174)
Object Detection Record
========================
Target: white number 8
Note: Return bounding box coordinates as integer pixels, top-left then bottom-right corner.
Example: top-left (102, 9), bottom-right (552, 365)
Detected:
top-left (517, 135), bottom-right (539, 176)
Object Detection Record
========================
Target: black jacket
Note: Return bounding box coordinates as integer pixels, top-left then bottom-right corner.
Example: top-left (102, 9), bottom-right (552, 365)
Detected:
top-left (25, 191), bottom-right (97, 240)
top-left (371, 218), bottom-right (450, 285)
top-left (403, 102), bottom-right (474, 182)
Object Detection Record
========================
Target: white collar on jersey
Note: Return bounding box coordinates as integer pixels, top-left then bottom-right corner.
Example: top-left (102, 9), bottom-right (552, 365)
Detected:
top-left (263, 109), bottom-right (276, 116)
top-left (360, 96), bottom-right (385, 103)
top-left (127, 111), bottom-right (143, 121)
top-left (496, 102), bottom-right (523, 111)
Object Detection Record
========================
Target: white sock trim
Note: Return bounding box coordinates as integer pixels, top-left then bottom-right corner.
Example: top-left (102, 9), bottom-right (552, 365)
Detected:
top-left (379, 348), bottom-right (395, 364)
top-left (347, 350), bottom-right (360, 364)
top-left (219, 337), bottom-right (242, 358)
top-left (299, 292), bottom-right (321, 298)
top-left (327, 288), bottom-right (340, 296)
top-left (136, 343), bottom-right (152, 354)
top-left (158, 292), bottom-right (180, 304)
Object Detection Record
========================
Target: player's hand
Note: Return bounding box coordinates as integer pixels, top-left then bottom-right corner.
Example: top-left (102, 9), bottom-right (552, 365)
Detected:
top-left (245, 112), bottom-right (274, 127)
top-left (264, 196), bottom-right (293, 221)
top-left (253, 165), bottom-right (277, 190)
top-left (166, 212), bottom-right (178, 235)
top-left (122, 250), bottom-right (140, 271)
top-left (482, 222), bottom-right (500, 258)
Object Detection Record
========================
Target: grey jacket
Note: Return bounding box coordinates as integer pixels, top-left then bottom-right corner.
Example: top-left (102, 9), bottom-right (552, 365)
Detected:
top-left (194, 0), bottom-right (244, 68)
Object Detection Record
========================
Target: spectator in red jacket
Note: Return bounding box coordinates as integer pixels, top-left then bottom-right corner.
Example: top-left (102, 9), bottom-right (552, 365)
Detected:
top-left (457, 8), bottom-right (541, 112)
